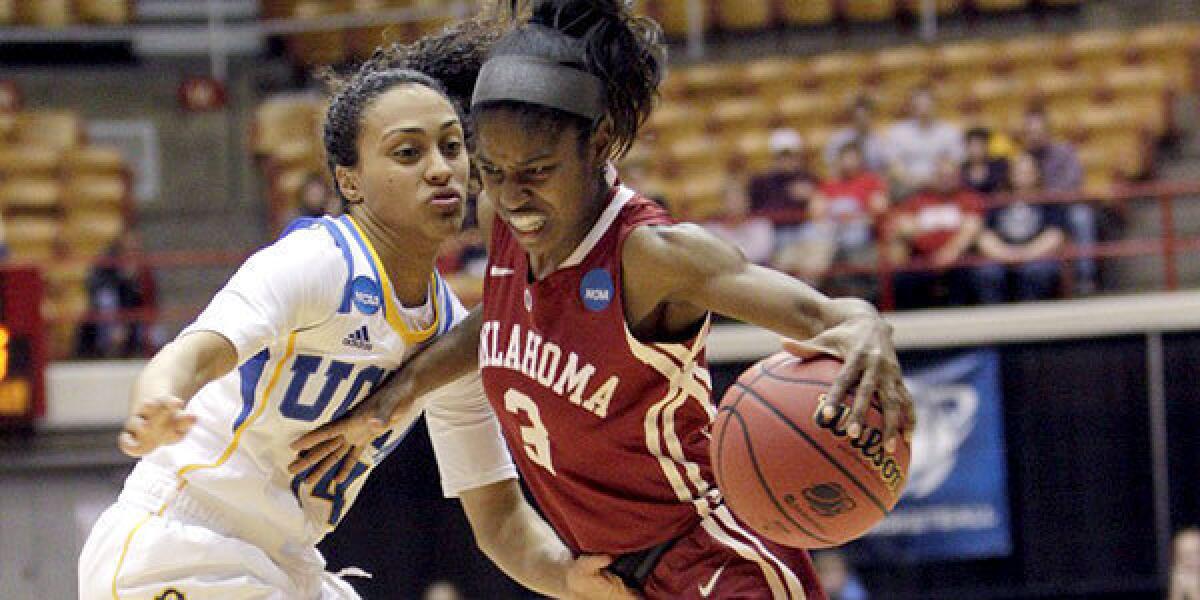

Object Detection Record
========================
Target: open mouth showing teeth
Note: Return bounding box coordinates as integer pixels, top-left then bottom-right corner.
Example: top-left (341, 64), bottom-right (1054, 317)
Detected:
top-left (509, 213), bottom-right (547, 233)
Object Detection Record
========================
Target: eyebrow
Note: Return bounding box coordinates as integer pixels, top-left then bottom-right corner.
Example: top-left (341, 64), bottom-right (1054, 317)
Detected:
top-left (479, 150), bottom-right (556, 169)
top-left (382, 119), bottom-right (461, 138)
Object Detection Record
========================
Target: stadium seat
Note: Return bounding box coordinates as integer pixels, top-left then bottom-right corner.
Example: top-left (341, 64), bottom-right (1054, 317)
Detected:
top-left (63, 175), bottom-right (127, 212)
top-left (644, 0), bottom-right (693, 39)
top-left (671, 172), bottom-right (727, 220)
top-left (288, 0), bottom-right (348, 67)
top-left (1064, 30), bottom-right (1131, 74)
top-left (875, 45), bottom-right (934, 92)
top-left (253, 98), bottom-right (324, 159)
top-left (64, 210), bottom-right (125, 257)
top-left (776, 93), bottom-right (839, 130)
top-left (805, 52), bottom-right (870, 97)
top-left (935, 41), bottom-right (998, 82)
top-left (740, 57), bottom-right (805, 100)
top-left (0, 145), bottom-right (61, 177)
top-left (970, 76), bottom-right (1029, 121)
top-left (665, 134), bottom-right (726, 177)
top-left (714, 0), bottom-right (771, 31)
top-left (62, 145), bottom-right (125, 176)
top-left (644, 102), bottom-right (705, 145)
top-left (972, 0), bottom-right (1030, 12)
top-left (709, 97), bottom-right (773, 132)
top-left (1033, 69), bottom-right (1097, 119)
top-left (0, 0), bottom-right (14, 25)
top-left (681, 63), bottom-right (742, 104)
top-left (843, 0), bottom-right (898, 22)
top-left (16, 0), bottom-right (71, 26)
top-left (15, 110), bottom-right (83, 150)
top-left (778, 0), bottom-right (835, 26)
top-left (5, 216), bottom-right (60, 261)
top-left (1129, 24), bottom-right (1199, 89)
top-left (730, 130), bottom-right (773, 173)
top-left (0, 178), bottom-right (59, 214)
top-left (1001, 35), bottom-right (1065, 79)
top-left (903, 0), bottom-right (964, 16)
top-left (76, 0), bottom-right (130, 24)
top-left (0, 113), bottom-right (15, 141)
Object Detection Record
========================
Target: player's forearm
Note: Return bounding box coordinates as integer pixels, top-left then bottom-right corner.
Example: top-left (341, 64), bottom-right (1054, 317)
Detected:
top-left (462, 480), bottom-right (573, 597)
top-left (133, 331), bottom-right (236, 407)
top-left (375, 307), bottom-right (484, 427)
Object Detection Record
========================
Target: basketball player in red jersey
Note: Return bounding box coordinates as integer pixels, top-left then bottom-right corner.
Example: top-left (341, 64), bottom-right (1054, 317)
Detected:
top-left (293, 2), bottom-right (914, 598)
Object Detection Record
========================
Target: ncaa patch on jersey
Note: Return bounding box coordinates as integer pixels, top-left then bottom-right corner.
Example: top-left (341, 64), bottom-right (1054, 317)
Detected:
top-left (351, 276), bottom-right (382, 315)
top-left (580, 268), bottom-right (614, 312)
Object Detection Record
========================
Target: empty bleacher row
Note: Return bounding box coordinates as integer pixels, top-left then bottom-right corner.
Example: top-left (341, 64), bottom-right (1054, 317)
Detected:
top-left (0, 0), bottom-right (131, 26)
top-left (0, 103), bottom-right (133, 357)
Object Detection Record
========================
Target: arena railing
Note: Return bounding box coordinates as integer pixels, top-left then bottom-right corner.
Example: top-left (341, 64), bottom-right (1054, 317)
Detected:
top-left (749, 179), bottom-right (1200, 311)
top-left (9, 179), bottom-right (1200, 360)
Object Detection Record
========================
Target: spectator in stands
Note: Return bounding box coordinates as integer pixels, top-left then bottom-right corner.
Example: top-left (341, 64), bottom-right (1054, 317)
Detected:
top-left (887, 155), bottom-right (985, 309)
top-left (297, 173), bottom-right (342, 218)
top-left (76, 229), bottom-right (155, 358)
top-left (814, 143), bottom-right (889, 295)
top-left (703, 179), bottom-right (775, 266)
top-left (812, 550), bottom-right (869, 600)
top-left (747, 129), bottom-right (824, 280)
top-left (825, 95), bottom-right (889, 175)
top-left (973, 153), bottom-right (1066, 303)
top-left (885, 86), bottom-right (964, 196)
top-left (1172, 528), bottom-right (1200, 600)
top-left (961, 127), bottom-right (1010, 195)
top-left (1021, 107), bottom-right (1096, 294)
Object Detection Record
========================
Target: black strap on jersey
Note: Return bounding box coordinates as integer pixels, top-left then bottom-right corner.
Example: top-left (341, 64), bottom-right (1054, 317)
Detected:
top-left (605, 536), bottom-right (679, 590)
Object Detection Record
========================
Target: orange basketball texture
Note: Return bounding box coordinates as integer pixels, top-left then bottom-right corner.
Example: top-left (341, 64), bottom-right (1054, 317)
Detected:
top-left (710, 352), bottom-right (911, 549)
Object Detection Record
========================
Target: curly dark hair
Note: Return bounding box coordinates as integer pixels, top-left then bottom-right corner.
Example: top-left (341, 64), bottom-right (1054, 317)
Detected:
top-left (479, 0), bottom-right (666, 161)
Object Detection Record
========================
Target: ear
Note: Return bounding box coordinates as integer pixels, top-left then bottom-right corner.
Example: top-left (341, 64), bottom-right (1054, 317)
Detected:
top-left (334, 165), bottom-right (363, 204)
top-left (588, 118), bottom-right (615, 166)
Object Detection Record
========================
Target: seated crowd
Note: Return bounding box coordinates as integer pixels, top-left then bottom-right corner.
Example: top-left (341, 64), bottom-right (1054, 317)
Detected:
top-left (681, 87), bottom-right (1104, 309)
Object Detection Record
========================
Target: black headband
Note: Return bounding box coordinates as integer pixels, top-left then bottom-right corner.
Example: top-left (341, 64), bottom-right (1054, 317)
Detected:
top-left (471, 54), bottom-right (606, 122)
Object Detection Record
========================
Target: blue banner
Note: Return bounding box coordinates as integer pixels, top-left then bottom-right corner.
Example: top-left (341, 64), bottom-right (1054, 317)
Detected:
top-left (857, 349), bottom-right (1012, 562)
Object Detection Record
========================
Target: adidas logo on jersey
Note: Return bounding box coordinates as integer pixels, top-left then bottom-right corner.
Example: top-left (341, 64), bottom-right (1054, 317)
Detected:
top-left (342, 326), bottom-right (372, 351)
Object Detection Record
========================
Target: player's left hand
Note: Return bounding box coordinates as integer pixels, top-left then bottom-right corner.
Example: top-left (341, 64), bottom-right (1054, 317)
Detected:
top-left (566, 555), bottom-right (641, 600)
top-left (287, 406), bottom-right (385, 486)
top-left (783, 314), bottom-right (915, 453)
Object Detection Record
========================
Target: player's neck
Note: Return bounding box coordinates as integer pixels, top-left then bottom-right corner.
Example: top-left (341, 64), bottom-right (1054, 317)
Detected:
top-left (352, 211), bottom-right (439, 306)
top-left (527, 182), bottom-right (608, 280)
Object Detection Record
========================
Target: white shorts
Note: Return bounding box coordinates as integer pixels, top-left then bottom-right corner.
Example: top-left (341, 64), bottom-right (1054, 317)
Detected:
top-left (79, 501), bottom-right (362, 600)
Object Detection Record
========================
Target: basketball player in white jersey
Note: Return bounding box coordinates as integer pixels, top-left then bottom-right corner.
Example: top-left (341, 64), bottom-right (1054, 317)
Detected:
top-left (78, 67), bottom-right (633, 600)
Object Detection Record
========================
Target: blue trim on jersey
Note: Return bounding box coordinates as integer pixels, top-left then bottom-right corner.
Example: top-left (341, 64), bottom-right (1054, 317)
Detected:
top-left (339, 215), bottom-right (387, 320)
top-left (277, 216), bottom-right (356, 314)
top-left (437, 274), bottom-right (454, 335)
top-left (234, 349), bottom-right (270, 433)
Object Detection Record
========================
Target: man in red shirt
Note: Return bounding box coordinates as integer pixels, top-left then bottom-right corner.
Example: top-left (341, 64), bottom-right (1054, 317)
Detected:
top-left (811, 143), bottom-right (889, 296)
top-left (887, 156), bottom-right (985, 309)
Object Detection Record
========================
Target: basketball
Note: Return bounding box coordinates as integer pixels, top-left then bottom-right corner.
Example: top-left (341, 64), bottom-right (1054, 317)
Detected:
top-left (711, 352), bottom-right (911, 549)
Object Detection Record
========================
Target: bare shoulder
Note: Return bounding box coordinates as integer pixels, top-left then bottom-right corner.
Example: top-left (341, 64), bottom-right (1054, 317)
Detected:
top-left (623, 222), bottom-right (745, 279)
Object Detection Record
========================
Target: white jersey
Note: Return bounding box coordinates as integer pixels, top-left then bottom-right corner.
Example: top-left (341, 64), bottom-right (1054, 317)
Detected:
top-left (130, 214), bottom-right (514, 568)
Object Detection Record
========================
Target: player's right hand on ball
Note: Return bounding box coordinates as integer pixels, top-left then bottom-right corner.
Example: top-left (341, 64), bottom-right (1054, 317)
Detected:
top-left (565, 555), bottom-right (641, 600)
top-left (118, 396), bottom-right (196, 457)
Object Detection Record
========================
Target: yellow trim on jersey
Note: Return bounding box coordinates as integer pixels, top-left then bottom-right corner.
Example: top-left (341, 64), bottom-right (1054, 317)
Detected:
top-left (111, 513), bottom-right (154, 600)
top-left (176, 332), bottom-right (297, 479)
top-left (345, 216), bottom-right (442, 345)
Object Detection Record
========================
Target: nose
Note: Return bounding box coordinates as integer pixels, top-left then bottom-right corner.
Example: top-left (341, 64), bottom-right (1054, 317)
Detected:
top-left (425, 149), bottom-right (454, 186)
top-left (489, 177), bottom-right (530, 212)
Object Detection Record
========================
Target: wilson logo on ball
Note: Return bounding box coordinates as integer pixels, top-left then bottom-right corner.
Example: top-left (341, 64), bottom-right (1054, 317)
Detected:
top-left (812, 395), bottom-right (906, 493)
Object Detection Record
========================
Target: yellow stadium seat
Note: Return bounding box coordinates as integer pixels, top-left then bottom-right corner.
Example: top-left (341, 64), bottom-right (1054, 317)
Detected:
top-left (741, 57), bottom-right (805, 100)
top-left (936, 41), bottom-right (997, 77)
top-left (644, 102), bottom-right (705, 145)
top-left (1083, 130), bottom-right (1146, 179)
top-left (15, 110), bottom-right (83, 150)
top-left (1065, 30), bottom-right (1131, 74)
top-left (64, 210), bottom-right (125, 257)
top-left (1104, 64), bottom-right (1173, 97)
top-left (1113, 94), bottom-right (1168, 137)
top-left (970, 76), bottom-right (1030, 119)
top-left (288, 0), bottom-right (348, 67)
top-left (0, 145), bottom-right (60, 177)
top-left (17, 0), bottom-right (71, 26)
top-left (779, 0), bottom-right (835, 26)
top-left (0, 113), bottom-right (14, 141)
top-left (63, 175), bottom-right (127, 212)
top-left (0, 178), bottom-right (59, 214)
top-left (1041, 0), bottom-right (1083, 5)
top-left (62, 145), bottom-right (125, 176)
top-left (905, 0), bottom-right (964, 15)
top-left (730, 131), bottom-right (773, 173)
top-left (710, 98), bottom-right (773, 132)
top-left (776, 93), bottom-right (839, 130)
top-left (805, 52), bottom-right (870, 97)
top-left (253, 98), bottom-right (324, 158)
top-left (76, 0), bottom-right (130, 24)
top-left (1000, 35), bottom-right (1065, 78)
top-left (1074, 103), bottom-right (1138, 138)
top-left (682, 63), bottom-right (742, 103)
top-left (645, 0), bottom-right (693, 39)
top-left (714, 0), bottom-right (771, 31)
top-left (843, 0), bottom-right (897, 22)
top-left (672, 172), bottom-right (727, 220)
top-left (0, 0), bottom-right (15, 24)
top-left (876, 45), bottom-right (933, 81)
top-left (5, 216), bottom-right (60, 262)
top-left (973, 0), bottom-right (1029, 12)
top-left (665, 135), bottom-right (726, 176)
top-left (1129, 24), bottom-right (1199, 88)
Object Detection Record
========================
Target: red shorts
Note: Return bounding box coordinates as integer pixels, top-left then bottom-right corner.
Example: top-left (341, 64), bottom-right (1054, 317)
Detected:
top-left (643, 505), bottom-right (827, 600)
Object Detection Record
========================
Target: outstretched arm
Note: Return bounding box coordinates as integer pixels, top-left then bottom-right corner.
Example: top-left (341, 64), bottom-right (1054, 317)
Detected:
top-left (461, 480), bottom-right (635, 599)
top-left (623, 223), bottom-right (915, 451)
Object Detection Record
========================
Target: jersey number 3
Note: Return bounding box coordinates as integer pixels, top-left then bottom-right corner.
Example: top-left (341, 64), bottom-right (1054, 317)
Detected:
top-left (504, 389), bottom-right (556, 475)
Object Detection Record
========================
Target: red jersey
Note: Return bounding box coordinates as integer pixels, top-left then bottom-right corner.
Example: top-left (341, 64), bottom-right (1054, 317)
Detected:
top-left (894, 189), bottom-right (985, 256)
top-left (818, 172), bottom-right (885, 214)
top-left (480, 186), bottom-right (720, 554)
